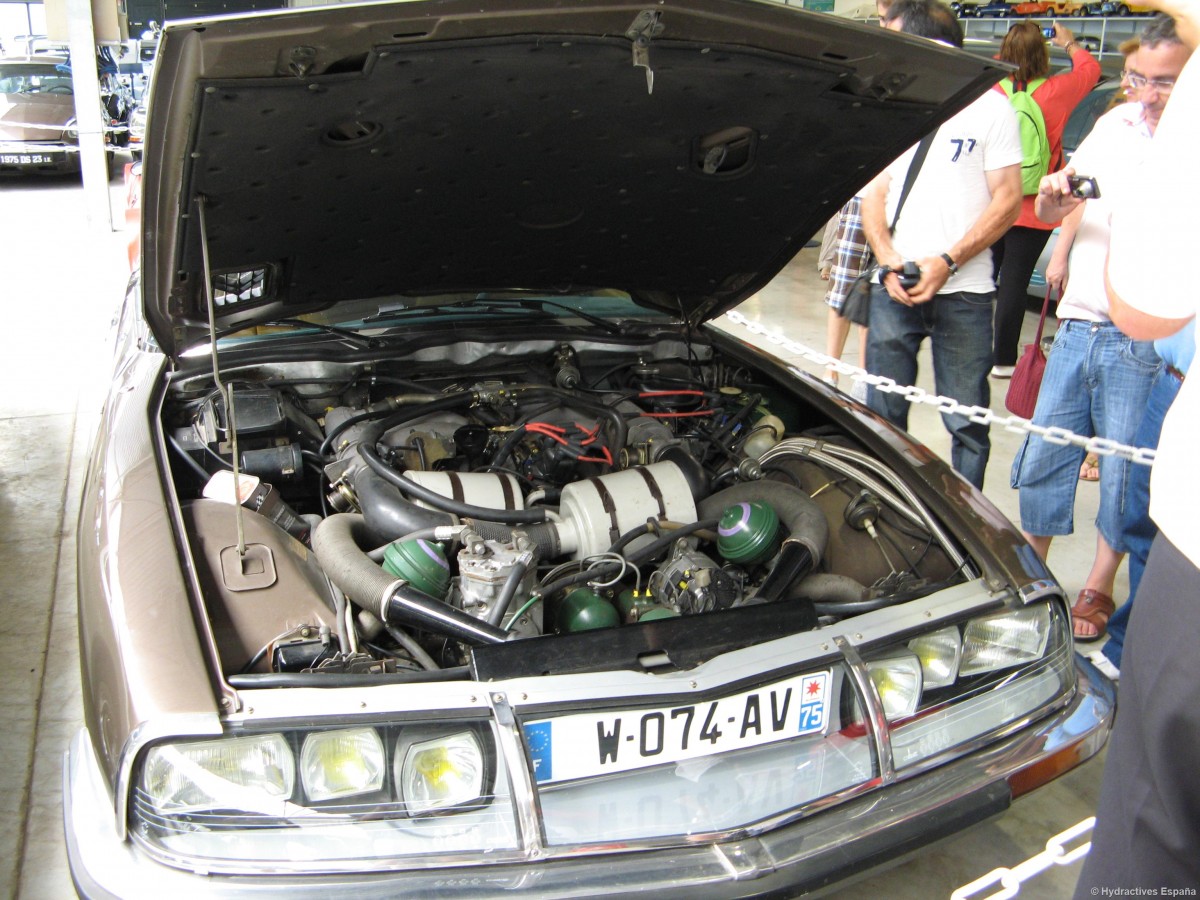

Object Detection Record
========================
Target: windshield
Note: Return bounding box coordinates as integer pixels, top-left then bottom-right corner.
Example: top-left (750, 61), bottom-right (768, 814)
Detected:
top-left (0, 64), bottom-right (73, 96)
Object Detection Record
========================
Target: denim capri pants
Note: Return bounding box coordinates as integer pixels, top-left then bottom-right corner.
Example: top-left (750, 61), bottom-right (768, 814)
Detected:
top-left (1010, 319), bottom-right (1160, 550)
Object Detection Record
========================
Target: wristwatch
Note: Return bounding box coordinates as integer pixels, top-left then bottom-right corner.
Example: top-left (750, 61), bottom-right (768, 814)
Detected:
top-left (940, 252), bottom-right (959, 275)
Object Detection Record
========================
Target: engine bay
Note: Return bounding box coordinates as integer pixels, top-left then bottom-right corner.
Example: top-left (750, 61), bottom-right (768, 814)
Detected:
top-left (161, 335), bottom-right (968, 683)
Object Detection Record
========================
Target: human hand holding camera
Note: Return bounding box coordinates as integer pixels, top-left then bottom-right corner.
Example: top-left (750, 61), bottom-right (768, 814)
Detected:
top-left (1034, 167), bottom-right (1099, 224)
top-left (880, 256), bottom-right (950, 306)
top-left (1046, 22), bottom-right (1077, 50)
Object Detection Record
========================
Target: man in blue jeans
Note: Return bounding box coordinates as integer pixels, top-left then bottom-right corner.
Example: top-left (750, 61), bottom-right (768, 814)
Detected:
top-left (1096, 320), bottom-right (1193, 675)
top-left (862, 0), bottom-right (1022, 489)
top-left (1013, 14), bottom-right (1187, 642)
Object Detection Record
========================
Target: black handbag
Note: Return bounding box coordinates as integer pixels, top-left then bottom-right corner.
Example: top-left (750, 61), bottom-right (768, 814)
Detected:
top-left (839, 253), bottom-right (876, 327)
top-left (836, 133), bottom-right (935, 327)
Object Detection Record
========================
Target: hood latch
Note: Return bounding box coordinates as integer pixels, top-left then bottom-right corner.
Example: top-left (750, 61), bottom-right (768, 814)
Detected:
top-left (626, 10), bottom-right (664, 95)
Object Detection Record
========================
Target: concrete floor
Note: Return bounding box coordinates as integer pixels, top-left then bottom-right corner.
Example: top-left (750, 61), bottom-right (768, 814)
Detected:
top-left (0, 163), bottom-right (1118, 899)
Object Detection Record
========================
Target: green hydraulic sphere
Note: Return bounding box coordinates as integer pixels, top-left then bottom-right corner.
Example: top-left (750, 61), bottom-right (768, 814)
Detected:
top-left (638, 606), bottom-right (680, 622)
top-left (717, 500), bottom-right (781, 565)
top-left (381, 538), bottom-right (451, 598)
top-left (557, 588), bottom-right (620, 633)
top-left (617, 589), bottom-right (679, 623)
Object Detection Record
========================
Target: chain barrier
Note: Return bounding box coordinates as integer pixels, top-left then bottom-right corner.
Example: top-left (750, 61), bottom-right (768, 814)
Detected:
top-left (950, 817), bottom-right (1095, 900)
top-left (723, 310), bottom-right (1157, 466)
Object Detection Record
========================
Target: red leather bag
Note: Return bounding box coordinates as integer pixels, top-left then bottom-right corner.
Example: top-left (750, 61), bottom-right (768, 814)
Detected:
top-left (1005, 286), bottom-right (1054, 419)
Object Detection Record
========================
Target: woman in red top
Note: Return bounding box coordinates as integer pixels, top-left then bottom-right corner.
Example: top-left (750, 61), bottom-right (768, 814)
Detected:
top-left (989, 22), bottom-right (1100, 378)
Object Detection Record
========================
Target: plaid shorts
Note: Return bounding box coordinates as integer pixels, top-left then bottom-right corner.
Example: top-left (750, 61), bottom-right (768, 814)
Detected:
top-left (824, 196), bottom-right (871, 312)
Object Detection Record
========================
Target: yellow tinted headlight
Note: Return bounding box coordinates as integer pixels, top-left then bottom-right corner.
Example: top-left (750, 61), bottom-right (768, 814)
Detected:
top-left (867, 649), bottom-right (923, 721)
top-left (397, 730), bottom-right (484, 816)
top-left (908, 626), bottom-right (962, 689)
top-left (300, 727), bottom-right (385, 802)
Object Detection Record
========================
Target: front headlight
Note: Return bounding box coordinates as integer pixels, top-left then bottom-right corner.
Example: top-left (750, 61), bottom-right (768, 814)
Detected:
top-left (301, 727), bottom-right (385, 802)
top-left (397, 730), bottom-right (485, 816)
top-left (961, 605), bottom-right (1051, 676)
top-left (880, 602), bottom-right (1071, 770)
top-left (142, 733), bottom-right (294, 813)
top-left (63, 117), bottom-right (79, 141)
top-left (132, 722), bottom-right (514, 870)
top-left (908, 626), bottom-right (962, 689)
top-left (866, 649), bottom-right (923, 721)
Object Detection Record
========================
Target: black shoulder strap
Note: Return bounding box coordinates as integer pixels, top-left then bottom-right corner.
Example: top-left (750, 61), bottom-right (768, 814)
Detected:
top-left (890, 130), bottom-right (936, 233)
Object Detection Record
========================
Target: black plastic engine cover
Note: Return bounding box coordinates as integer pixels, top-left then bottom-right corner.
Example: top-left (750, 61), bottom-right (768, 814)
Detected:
top-left (470, 600), bottom-right (818, 681)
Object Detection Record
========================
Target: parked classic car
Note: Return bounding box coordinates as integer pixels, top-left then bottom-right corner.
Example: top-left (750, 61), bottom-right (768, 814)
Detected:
top-left (1055, 1), bottom-right (1093, 15)
top-left (0, 56), bottom-right (88, 174)
top-left (1010, 1), bottom-right (1061, 15)
top-left (0, 54), bottom-right (129, 175)
top-left (63, 0), bottom-right (1115, 896)
top-left (1085, 0), bottom-right (1156, 12)
top-left (974, 0), bottom-right (1020, 16)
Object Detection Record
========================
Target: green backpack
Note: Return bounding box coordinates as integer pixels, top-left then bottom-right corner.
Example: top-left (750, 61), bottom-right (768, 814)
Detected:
top-left (1000, 77), bottom-right (1050, 195)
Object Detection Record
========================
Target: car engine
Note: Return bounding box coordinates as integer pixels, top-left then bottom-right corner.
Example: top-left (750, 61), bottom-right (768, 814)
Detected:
top-left (162, 337), bottom-right (966, 681)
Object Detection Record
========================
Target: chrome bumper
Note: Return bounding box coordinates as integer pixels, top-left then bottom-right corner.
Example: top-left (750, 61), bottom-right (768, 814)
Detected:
top-left (64, 655), bottom-right (1115, 899)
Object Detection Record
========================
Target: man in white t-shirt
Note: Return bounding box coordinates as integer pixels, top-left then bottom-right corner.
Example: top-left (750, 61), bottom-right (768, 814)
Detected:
top-left (1012, 16), bottom-right (1189, 647)
top-left (861, 0), bottom-right (1023, 489)
top-left (1064, 6), bottom-right (1200, 895)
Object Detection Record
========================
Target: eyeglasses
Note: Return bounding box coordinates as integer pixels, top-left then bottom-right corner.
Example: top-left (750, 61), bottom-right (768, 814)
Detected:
top-left (1122, 70), bottom-right (1176, 94)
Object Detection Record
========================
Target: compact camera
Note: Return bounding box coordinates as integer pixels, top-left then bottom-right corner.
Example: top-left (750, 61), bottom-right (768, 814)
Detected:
top-left (1067, 175), bottom-right (1101, 199)
top-left (896, 261), bottom-right (921, 289)
top-left (1042, 25), bottom-right (1056, 38)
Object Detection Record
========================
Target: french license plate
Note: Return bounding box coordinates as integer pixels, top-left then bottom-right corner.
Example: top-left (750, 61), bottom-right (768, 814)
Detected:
top-left (0, 153), bottom-right (57, 165)
top-left (523, 671), bottom-right (831, 784)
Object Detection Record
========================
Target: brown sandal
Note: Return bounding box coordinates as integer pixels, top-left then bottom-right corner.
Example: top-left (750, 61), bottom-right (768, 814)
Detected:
top-left (1079, 454), bottom-right (1100, 482)
top-left (1071, 589), bottom-right (1115, 643)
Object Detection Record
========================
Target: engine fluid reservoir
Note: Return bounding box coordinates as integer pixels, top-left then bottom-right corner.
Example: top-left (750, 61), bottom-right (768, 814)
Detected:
top-left (557, 588), bottom-right (619, 633)
top-left (717, 500), bottom-right (781, 566)
top-left (382, 538), bottom-right (451, 599)
top-left (742, 414), bottom-right (785, 459)
top-left (557, 461), bottom-right (697, 559)
top-left (403, 471), bottom-right (525, 512)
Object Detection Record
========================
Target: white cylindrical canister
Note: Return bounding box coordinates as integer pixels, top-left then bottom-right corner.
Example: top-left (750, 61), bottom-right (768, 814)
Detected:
top-left (558, 462), bottom-right (697, 559)
top-left (403, 471), bottom-right (525, 512)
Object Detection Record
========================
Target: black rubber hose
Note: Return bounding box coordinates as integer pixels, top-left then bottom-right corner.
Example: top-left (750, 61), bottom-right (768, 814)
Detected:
top-left (755, 542), bottom-right (816, 605)
top-left (486, 557), bottom-right (530, 628)
top-left (360, 443), bottom-right (547, 525)
top-left (387, 584), bottom-right (511, 645)
top-left (353, 467), bottom-right (454, 544)
top-left (166, 432), bottom-right (211, 485)
top-left (810, 575), bottom-right (960, 618)
top-left (312, 513), bottom-right (509, 646)
top-left (656, 445), bottom-right (711, 500)
top-left (787, 573), bottom-right (870, 605)
top-left (811, 597), bottom-right (896, 617)
top-left (469, 520), bottom-right (562, 558)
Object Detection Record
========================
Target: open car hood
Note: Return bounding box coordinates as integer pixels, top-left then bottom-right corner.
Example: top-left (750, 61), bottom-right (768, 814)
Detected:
top-left (142, 0), bottom-right (1009, 359)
